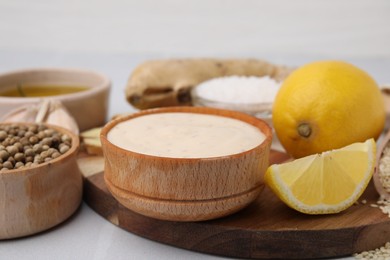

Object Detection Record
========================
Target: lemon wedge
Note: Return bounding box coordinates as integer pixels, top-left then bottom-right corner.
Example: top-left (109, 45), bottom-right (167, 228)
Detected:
top-left (265, 139), bottom-right (376, 214)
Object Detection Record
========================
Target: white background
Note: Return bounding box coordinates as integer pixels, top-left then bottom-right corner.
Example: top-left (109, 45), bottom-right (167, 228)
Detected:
top-left (1, 1), bottom-right (390, 259)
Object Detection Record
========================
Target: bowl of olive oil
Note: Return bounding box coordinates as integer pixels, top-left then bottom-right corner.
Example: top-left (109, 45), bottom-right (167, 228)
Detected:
top-left (0, 85), bottom-right (89, 97)
top-left (0, 68), bottom-right (111, 131)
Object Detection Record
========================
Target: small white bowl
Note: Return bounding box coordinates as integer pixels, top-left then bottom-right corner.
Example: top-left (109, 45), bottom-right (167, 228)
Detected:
top-left (191, 76), bottom-right (280, 128)
top-left (191, 93), bottom-right (273, 127)
top-left (0, 68), bottom-right (111, 131)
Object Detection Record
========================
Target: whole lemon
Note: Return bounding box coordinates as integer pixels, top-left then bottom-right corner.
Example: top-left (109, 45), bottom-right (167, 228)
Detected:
top-left (272, 60), bottom-right (385, 158)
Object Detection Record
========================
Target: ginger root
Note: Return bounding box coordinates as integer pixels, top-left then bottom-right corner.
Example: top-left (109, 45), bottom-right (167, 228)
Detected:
top-left (125, 58), bottom-right (293, 109)
top-left (80, 127), bottom-right (102, 155)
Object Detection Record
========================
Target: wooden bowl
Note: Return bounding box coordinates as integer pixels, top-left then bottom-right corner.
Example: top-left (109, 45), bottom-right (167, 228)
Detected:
top-left (100, 107), bottom-right (272, 221)
top-left (0, 123), bottom-right (82, 239)
top-left (0, 68), bottom-right (111, 131)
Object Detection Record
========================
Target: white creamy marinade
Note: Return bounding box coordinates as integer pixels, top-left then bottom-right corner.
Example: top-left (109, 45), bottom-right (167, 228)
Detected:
top-left (107, 112), bottom-right (266, 158)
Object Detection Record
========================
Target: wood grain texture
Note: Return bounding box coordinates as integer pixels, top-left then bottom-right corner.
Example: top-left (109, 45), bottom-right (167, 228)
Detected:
top-left (100, 107), bottom-right (273, 221)
top-left (82, 150), bottom-right (390, 259)
top-left (0, 124), bottom-right (83, 239)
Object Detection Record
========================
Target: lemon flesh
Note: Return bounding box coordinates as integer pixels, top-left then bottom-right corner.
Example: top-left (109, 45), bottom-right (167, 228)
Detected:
top-left (265, 139), bottom-right (376, 214)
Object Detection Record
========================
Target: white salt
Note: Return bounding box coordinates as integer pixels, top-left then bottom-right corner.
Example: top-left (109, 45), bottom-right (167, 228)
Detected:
top-left (193, 76), bottom-right (281, 104)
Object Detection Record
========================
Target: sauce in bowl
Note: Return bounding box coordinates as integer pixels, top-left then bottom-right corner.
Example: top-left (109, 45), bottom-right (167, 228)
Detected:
top-left (107, 112), bottom-right (265, 158)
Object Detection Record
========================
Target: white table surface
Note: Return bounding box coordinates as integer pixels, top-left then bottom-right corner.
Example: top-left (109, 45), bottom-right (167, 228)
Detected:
top-left (1, 1), bottom-right (390, 259)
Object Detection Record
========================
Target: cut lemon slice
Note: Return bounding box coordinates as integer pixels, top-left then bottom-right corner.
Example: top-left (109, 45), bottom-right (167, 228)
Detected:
top-left (265, 139), bottom-right (376, 214)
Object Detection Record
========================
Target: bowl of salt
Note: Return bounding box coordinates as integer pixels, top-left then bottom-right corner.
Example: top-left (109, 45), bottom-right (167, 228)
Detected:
top-left (191, 76), bottom-right (282, 127)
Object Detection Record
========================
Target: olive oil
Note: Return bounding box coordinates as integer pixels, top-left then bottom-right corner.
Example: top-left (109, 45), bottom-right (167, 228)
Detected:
top-left (0, 85), bottom-right (89, 97)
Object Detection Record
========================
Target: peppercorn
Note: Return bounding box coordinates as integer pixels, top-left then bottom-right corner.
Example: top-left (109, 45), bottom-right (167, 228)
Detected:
top-left (59, 145), bottom-right (70, 154)
top-left (24, 131), bottom-right (34, 138)
top-left (28, 125), bottom-right (38, 133)
top-left (3, 161), bottom-right (13, 169)
top-left (44, 129), bottom-right (55, 136)
top-left (34, 155), bottom-right (43, 164)
top-left (7, 156), bottom-right (15, 165)
top-left (33, 144), bottom-right (43, 153)
top-left (0, 130), bottom-right (7, 141)
top-left (25, 148), bottom-right (34, 157)
top-left (8, 128), bottom-right (16, 136)
top-left (0, 123), bottom-right (73, 171)
top-left (14, 153), bottom-right (25, 162)
top-left (61, 134), bottom-right (71, 143)
top-left (15, 162), bottom-right (24, 168)
top-left (51, 152), bottom-right (61, 159)
top-left (37, 131), bottom-right (46, 140)
top-left (17, 130), bottom-right (26, 137)
top-left (41, 137), bottom-right (52, 146)
top-left (2, 140), bottom-right (9, 147)
top-left (14, 142), bottom-right (23, 152)
top-left (6, 145), bottom-right (18, 156)
top-left (0, 150), bottom-right (9, 161)
top-left (20, 137), bottom-right (30, 146)
top-left (47, 148), bottom-right (56, 156)
top-left (29, 136), bottom-right (39, 144)
top-left (40, 151), bottom-right (50, 159)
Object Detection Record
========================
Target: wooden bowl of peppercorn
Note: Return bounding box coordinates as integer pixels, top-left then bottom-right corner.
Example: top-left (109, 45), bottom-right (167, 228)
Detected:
top-left (0, 122), bottom-right (82, 239)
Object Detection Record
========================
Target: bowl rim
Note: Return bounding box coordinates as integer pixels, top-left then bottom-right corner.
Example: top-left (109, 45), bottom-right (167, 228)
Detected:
top-left (0, 67), bottom-right (111, 102)
top-left (191, 88), bottom-right (273, 109)
top-left (0, 122), bottom-right (80, 176)
top-left (100, 106), bottom-right (272, 161)
top-left (191, 93), bottom-right (273, 117)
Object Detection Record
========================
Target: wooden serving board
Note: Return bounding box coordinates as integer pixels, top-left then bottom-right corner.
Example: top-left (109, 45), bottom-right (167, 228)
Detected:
top-left (78, 151), bottom-right (390, 259)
